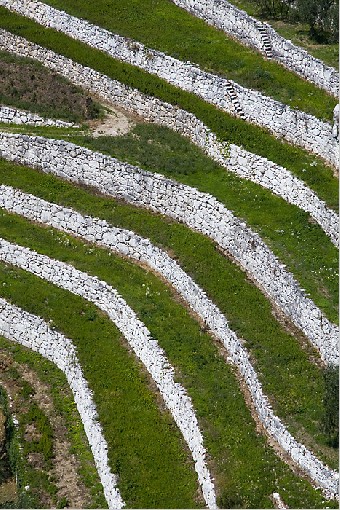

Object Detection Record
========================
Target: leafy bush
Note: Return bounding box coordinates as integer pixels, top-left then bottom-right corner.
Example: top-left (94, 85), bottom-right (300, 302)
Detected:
top-left (322, 366), bottom-right (339, 447)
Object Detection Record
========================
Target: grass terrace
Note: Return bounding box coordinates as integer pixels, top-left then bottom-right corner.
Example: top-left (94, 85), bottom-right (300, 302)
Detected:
top-left (0, 220), bottom-right (336, 508)
top-left (0, 160), bottom-right (338, 472)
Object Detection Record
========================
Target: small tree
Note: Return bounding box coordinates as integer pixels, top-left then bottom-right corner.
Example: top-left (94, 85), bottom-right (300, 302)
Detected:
top-left (322, 366), bottom-right (339, 448)
top-left (294, 0), bottom-right (339, 42)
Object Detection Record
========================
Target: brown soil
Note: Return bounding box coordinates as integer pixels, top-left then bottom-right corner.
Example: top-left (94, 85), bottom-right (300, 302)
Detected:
top-left (0, 352), bottom-right (91, 508)
top-left (88, 103), bottom-right (135, 137)
top-left (0, 50), bottom-right (101, 123)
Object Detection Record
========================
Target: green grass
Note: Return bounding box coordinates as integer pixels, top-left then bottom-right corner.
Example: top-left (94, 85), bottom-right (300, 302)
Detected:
top-left (0, 49), bottom-right (103, 124)
top-left (0, 233), bottom-right (336, 508)
top-left (0, 160), bottom-right (338, 471)
top-left (0, 338), bottom-right (107, 508)
top-left (39, 0), bottom-right (337, 121)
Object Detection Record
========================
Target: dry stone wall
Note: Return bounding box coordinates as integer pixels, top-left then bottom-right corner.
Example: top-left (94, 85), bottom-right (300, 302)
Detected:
top-left (0, 184), bottom-right (338, 498)
top-left (0, 133), bottom-right (338, 367)
top-left (0, 0), bottom-right (338, 168)
top-left (0, 297), bottom-right (125, 510)
top-left (0, 238), bottom-right (217, 509)
top-left (0, 106), bottom-right (77, 127)
top-left (0, 30), bottom-right (337, 243)
top-left (170, 0), bottom-right (339, 97)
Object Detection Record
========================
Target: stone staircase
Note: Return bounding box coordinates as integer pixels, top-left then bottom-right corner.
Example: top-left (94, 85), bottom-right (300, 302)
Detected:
top-left (256, 22), bottom-right (273, 59)
top-left (225, 81), bottom-right (246, 119)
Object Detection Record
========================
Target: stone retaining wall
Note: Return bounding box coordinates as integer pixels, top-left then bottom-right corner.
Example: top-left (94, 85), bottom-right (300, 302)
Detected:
top-left (0, 298), bottom-right (124, 509)
top-left (0, 30), bottom-right (337, 243)
top-left (0, 239), bottom-right (216, 509)
top-left (0, 106), bottom-right (76, 127)
top-left (0, 185), bottom-right (338, 498)
top-left (0, 0), bottom-right (338, 168)
top-left (170, 0), bottom-right (339, 97)
top-left (0, 133), bottom-right (337, 366)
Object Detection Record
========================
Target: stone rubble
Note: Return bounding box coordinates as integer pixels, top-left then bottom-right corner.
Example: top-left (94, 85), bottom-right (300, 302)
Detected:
top-left (0, 298), bottom-right (125, 510)
top-left (0, 133), bottom-right (338, 367)
top-left (0, 185), bottom-right (338, 498)
top-left (0, 105), bottom-right (77, 128)
top-left (0, 238), bottom-right (217, 509)
top-left (0, 0), bottom-right (338, 168)
top-left (0, 29), bottom-right (337, 244)
top-left (170, 0), bottom-right (339, 97)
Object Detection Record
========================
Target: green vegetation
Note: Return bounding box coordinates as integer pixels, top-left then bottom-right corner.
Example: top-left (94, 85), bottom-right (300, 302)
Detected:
top-left (0, 160), bottom-right (338, 471)
top-left (322, 366), bottom-right (339, 448)
top-left (0, 339), bottom-right (107, 508)
top-left (0, 50), bottom-right (102, 124)
top-left (0, 236), bottom-right (336, 508)
top-left (39, 0), bottom-right (337, 120)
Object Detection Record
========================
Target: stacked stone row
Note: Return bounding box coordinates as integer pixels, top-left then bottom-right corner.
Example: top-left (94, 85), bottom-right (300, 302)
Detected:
top-left (0, 0), bottom-right (337, 168)
top-left (0, 185), bottom-right (338, 498)
top-left (170, 0), bottom-right (339, 97)
top-left (0, 106), bottom-right (77, 127)
top-left (0, 238), bottom-right (217, 509)
top-left (0, 297), bottom-right (125, 509)
top-left (0, 29), bottom-right (337, 245)
top-left (0, 133), bottom-right (337, 366)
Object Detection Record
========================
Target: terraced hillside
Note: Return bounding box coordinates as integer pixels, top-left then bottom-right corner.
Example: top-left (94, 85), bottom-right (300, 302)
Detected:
top-left (0, 0), bottom-right (338, 508)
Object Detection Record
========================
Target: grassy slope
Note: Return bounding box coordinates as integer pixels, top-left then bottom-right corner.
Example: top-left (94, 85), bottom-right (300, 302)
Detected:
top-left (40, 0), bottom-right (337, 121)
top-left (0, 338), bottom-right (107, 508)
top-left (0, 215), bottom-right (336, 509)
top-left (230, 0), bottom-right (339, 69)
top-left (0, 159), bottom-right (338, 472)
top-left (0, 7), bottom-right (337, 205)
top-left (0, 50), bottom-right (102, 124)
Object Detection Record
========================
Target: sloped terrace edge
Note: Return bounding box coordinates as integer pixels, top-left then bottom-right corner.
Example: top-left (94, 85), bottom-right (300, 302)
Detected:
top-left (0, 30), bottom-right (337, 244)
top-left (0, 133), bottom-right (338, 367)
top-left (0, 185), bottom-right (338, 498)
top-left (0, 297), bottom-right (125, 510)
top-left (170, 0), bottom-right (339, 97)
top-left (0, 105), bottom-right (78, 128)
top-left (0, 0), bottom-right (338, 168)
top-left (0, 238), bottom-right (217, 509)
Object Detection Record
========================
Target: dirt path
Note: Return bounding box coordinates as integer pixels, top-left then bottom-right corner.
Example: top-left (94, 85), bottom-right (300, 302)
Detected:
top-left (88, 103), bottom-right (136, 137)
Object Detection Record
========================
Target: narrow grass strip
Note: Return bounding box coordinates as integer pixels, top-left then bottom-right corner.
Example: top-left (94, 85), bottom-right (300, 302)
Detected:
top-left (0, 161), bottom-right (337, 467)
top-left (1, 133), bottom-right (337, 364)
top-left (0, 298), bottom-right (125, 509)
top-left (1, 0), bottom-right (336, 167)
top-left (0, 187), bottom-right (338, 498)
top-left (0, 237), bottom-right (217, 508)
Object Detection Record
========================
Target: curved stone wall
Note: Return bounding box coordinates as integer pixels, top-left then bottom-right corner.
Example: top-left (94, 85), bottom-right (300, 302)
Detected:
top-left (0, 133), bottom-right (337, 366)
top-left (0, 298), bottom-right (124, 509)
top-left (0, 0), bottom-right (337, 168)
top-left (0, 238), bottom-right (216, 509)
top-left (170, 0), bottom-right (339, 97)
top-left (1, 29), bottom-right (337, 244)
top-left (0, 185), bottom-right (338, 498)
top-left (0, 105), bottom-right (77, 127)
